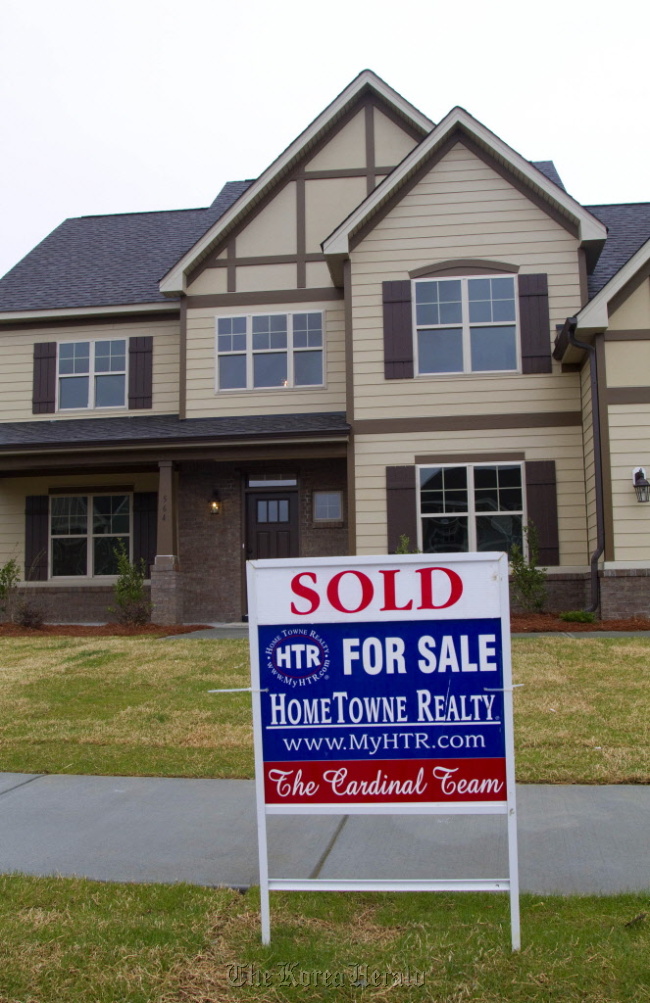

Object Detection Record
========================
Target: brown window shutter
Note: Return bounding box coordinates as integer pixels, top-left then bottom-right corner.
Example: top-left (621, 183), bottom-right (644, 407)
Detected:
top-left (32, 343), bottom-right (56, 414)
top-left (525, 460), bottom-right (559, 564)
top-left (518, 274), bottom-right (552, 374)
top-left (128, 337), bottom-right (153, 409)
top-left (133, 492), bottom-right (157, 572)
top-left (25, 495), bottom-right (49, 581)
top-left (386, 466), bottom-right (418, 553)
top-left (383, 281), bottom-right (414, 379)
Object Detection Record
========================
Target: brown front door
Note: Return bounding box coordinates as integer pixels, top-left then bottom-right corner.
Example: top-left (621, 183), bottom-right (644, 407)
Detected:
top-left (246, 491), bottom-right (299, 560)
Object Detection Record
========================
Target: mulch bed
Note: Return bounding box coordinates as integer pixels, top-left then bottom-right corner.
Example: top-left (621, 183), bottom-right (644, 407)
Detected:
top-left (0, 616), bottom-right (649, 637)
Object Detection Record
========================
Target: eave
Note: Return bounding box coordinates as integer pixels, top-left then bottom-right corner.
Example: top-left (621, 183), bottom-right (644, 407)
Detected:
top-left (0, 301), bottom-right (179, 326)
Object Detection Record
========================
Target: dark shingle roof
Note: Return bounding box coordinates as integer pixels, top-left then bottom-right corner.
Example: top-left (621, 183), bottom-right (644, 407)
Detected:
top-left (0, 412), bottom-right (349, 450)
top-left (530, 161), bottom-right (566, 191)
top-left (0, 181), bottom-right (253, 313)
top-left (585, 203), bottom-right (650, 298)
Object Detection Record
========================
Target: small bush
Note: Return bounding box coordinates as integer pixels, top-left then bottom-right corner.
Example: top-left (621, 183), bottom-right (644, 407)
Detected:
top-left (509, 523), bottom-right (547, 613)
top-left (109, 544), bottom-right (152, 626)
top-left (395, 534), bottom-right (420, 554)
top-left (560, 609), bottom-right (597, 624)
top-left (0, 558), bottom-right (20, 618)
top-left (13, 597), bottom-right (47, 629)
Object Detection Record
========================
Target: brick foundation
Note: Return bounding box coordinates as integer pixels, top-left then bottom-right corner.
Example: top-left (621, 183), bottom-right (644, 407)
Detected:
top-left (13, 585), bottom-right (138, 623)
top-left (150, 556), bottom-right (184, 625)
top-left (600, 569), bottom-right (650, 620)
top-left (509, 571), bottom-right (591, 614)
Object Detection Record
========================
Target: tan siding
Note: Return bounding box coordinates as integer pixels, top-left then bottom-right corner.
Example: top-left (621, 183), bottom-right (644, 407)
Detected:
top-left (353, 426), bottom-right (588, 565)
top-left (305, 110), bottom-right (366, 170)
top-left (236, 182), bottom-right (297, 256)
top-left (0, 319), bottom-right (180, 422)
top-left (0, 472), bottom-right (159, 576)
top-left (373, 108), bottom-right (420, 165)
top-left (184, 302), bottom-right (346, 418)
top-left (187, 267), bottom-right (228, 296)
top-left (608, 278), bottom-right (650, 330)
top-left (305, 177), bottom-right (367, 254)
top-left (607, 404), bottom-right (650, 561)
top-left (236, 263), bottom-right (297, 292)
top-left (580, 359), bottom-right (597, 555)
top-left (605, 341), bottom-right (650, 387)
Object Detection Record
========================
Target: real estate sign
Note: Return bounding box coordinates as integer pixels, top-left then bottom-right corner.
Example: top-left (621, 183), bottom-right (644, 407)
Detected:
top-left (247, 553), bottom-right (519, 948)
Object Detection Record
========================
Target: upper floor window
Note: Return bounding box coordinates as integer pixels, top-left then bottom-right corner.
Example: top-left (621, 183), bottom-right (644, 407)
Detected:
top-left (58, 340), bottom-right (127, 409)
top-left (418, 463), bottom-right (523, 554)
top-left (216, 312), bottom-right (323, 391)
top-left (414, 276), bottom-right (518, 375)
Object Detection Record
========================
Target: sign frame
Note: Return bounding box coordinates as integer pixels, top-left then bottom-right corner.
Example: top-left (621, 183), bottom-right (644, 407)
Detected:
top-left (247, 552), bottom-right (520, 950)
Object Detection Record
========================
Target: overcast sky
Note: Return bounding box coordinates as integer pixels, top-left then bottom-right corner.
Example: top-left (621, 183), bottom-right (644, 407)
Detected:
top-left (1, 0), bottom-right (648, 281)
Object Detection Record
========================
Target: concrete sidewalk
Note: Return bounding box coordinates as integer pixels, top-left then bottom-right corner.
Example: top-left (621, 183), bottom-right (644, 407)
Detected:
top-left (0, 773), bottom-right (648, 894)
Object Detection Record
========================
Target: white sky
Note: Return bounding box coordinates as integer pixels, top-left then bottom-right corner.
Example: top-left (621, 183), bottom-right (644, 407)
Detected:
top-left (1, 0), bottom-right (648, 281)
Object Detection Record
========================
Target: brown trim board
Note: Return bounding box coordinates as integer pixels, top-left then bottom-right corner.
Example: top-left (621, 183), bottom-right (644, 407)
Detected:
top-left (49, 484), bottom-right (135, 494)
top-left (344, 261), bottom-right (354, 423)
top-left (605, 330), bottom-right (650, 341)
top-left (414, 451), bottom-right (526, 464)
top-left (606, 388), bottom-right (650, 404)
top-left (303, 167), bottom-right (396, 180)
top-left (595, 334), bottom-right (615, 563)
top-left (227, 241), bottom-right (236, 293)
top-left (296, 175), bottom-right (306, 288)
top-left (0, 311), bottom-right (180, 332)
top-left (186, 288), bottom-right (343, 308)
top-left (353, 412), bottom-right (582, 435)
top-left (410, 259), bottom-right (519, 278)
top-left (365, 103), bottom-right (376, 194)
top-left (204, 253), bottom-right (325, 268)
top-left (179, 296), bottom-right (187, 420)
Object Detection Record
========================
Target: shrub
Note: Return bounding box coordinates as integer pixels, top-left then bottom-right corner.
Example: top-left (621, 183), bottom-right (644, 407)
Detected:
top-left (109, 544), bottom-right (152, 625)
top-left (560, 609), bottom-right (596, 624)
top-left (13, 597), bottom-right (47, 629)
top-left (0, 558), bottom-right (20, 619)
top-left (509, 523), bottom-right (547, 613)
top-left (394, 534), bottom-right (420, 554)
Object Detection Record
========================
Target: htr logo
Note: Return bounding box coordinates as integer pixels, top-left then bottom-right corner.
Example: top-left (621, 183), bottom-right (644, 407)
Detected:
top-left (289, 567), bottom-right (463, 616)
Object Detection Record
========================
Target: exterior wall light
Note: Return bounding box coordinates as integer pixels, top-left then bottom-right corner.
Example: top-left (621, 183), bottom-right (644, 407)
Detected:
top-left (209, 491), bottom-right (222, 515)
top-left (633, 467), bottom-right (650, 503)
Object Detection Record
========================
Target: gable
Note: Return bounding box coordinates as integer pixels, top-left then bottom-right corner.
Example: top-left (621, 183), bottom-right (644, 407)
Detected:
top-left (608, 276), bottom-right (650, 330)
top-left (186, 94), bottom-right (427, 298)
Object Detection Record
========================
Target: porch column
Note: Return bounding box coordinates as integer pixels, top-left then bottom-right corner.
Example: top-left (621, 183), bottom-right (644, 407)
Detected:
top-left (150, 460), bottom-right (183, 625)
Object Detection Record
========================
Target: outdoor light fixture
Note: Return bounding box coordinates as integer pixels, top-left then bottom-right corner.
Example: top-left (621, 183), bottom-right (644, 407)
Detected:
top-left (209, 490), bottom-right (222, 515)
top-left (633, 467), bottom-right (650, 503)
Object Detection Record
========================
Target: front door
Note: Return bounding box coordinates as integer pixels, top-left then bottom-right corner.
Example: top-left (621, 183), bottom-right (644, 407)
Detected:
top-left (246, 491), bottom-right (299, 560)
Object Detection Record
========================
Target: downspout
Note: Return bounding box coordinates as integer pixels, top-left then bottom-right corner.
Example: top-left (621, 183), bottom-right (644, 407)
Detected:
top-left (565, 317), bottom-right (604, 612)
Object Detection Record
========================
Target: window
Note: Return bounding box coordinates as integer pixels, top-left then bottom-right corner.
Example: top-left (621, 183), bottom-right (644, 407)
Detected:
top-left (50, 494), bottom-right (130, 576)
top-left (313, 490), bottom-right (342, 521)
top-left (418, 464), bottom-right (523, 554)
top-left (58, 340), bottom-right (127, 409)
top-left (217, 313), bottom-right (323, 390)
top-left (414, 276), bottom-right (518, 375)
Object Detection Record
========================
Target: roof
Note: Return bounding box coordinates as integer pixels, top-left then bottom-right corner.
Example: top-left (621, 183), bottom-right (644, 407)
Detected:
top-left (585, 203), bottom-right (650, 298)
top-left (0, 181), bottom-right (252, 313)
top-left (531, 161), bottom-right (566, 191)
top-left (0, 411), bottom-right (349, 451)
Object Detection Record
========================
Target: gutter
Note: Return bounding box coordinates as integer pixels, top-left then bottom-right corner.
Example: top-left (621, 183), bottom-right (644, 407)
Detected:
top-left (562, 317), bottom-right (604, 612)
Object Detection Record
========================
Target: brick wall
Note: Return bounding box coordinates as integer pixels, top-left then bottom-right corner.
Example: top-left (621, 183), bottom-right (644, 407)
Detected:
top-left (600, 569), bottom-right (650, 620)
top-left (10, 585), bottom-right (144, 623)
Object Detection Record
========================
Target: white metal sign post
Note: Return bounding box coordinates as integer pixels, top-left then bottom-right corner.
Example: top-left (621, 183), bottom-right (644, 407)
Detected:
top-left (246, 552), bottom-right (520, 950)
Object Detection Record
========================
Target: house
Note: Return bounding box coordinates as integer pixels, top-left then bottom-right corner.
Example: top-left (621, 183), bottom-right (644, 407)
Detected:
top-left (0, 70), bottom-right (649, 623)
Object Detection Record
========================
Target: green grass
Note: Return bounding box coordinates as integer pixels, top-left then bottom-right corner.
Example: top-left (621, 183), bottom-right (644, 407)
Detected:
top-left (0, 637), bottom-right (253, 778)
top-left (0, 876), bottom-right (648, 1002)
top-left (0, 636), bottom-right (648, 783)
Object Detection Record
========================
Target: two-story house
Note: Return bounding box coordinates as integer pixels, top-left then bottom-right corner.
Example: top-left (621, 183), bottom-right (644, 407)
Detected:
top-left (0, 70), bottom-right (649, 623)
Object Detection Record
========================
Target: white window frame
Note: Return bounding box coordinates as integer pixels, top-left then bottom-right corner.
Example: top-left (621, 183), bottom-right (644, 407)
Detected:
top-left (417, 462), bottom-right (525, 554)
top-left (413, 276), bottom-right (520, 376)
top-left (215, 311), bottom-right (324, 392)
top-left (49, 493), bottom-right (132, 579)
top-left (57, 339), bottom-right (128, 411)
top-left (313, 490), bottom-right (343, 522)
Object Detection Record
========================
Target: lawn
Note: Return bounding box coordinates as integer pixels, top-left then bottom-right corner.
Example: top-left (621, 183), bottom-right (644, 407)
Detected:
top-left (0, 635), bottom-right (648, 783)
top-left (0, 875), bottom-right (649, 1003)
